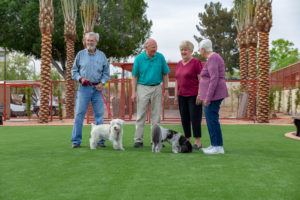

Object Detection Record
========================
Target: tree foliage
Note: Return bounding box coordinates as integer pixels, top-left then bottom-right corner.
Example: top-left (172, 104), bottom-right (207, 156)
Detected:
top-left (1, 53), bottom-right (34, 80)
top-left (194, 2), bottom-right (239, 77)
top-left (270, 38), bottom-right (300, 72)
top-left (0, 0), bottom-right (152, 78)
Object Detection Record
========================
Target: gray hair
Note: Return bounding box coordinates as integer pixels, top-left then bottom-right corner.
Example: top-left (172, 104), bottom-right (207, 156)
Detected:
top-left (199, 39), bottom-right (213, 52)
top-left (179, 40), bottom-right (194, 51)
top-left (144, 38), bottom-right (156, 48)
top-left (85, 32), bottom-right (99, 42)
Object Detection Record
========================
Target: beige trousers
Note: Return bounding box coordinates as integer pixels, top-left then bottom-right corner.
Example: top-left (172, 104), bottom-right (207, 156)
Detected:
top-left (134, 84), bottom-right (162, 143)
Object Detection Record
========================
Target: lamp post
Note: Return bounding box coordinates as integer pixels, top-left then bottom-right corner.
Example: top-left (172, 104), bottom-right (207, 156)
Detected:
top-left (30, 58), bottom-right (36, 78)
top-left (4, 48), bottom-right (6, 81)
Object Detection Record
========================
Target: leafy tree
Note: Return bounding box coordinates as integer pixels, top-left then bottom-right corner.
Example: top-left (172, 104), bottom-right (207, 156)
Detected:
top-left (270, 38), bottom-right (300, 72)
top-left (1, 53), bottom-right (34, 80)
top-left (0, 0), bottom-right (152, 78)
top-left (194, 2), bottom-right (239, 78)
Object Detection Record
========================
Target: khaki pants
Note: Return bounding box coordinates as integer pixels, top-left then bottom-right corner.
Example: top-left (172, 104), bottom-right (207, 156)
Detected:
top-left (134, 84), bottom-right (162, 143)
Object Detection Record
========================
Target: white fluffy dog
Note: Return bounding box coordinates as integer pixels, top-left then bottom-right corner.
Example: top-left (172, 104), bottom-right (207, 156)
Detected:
top-left (90, 119), bottom-right (125, 150)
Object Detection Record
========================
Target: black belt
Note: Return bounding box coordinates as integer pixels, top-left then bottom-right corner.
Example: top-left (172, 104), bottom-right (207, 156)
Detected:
top-left (91, 82), bottom-right (100, 85)
top-left (143, 83), bottom-right (160, 86)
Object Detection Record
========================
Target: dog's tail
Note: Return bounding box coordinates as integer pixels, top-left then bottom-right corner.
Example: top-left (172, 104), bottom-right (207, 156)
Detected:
top-left (91, 123), bottom-right (96, 134)
top-left (152, 124), bottom-right (161, 145)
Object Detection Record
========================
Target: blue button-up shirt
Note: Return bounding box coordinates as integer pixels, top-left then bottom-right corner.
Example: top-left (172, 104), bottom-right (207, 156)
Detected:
top-left (72, 49), bottom-right (110, 84)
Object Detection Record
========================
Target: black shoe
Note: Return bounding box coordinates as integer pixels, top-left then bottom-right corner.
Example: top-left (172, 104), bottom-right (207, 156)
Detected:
top-left (134, 142), bottom-right (143, 148)
top-left (72, 143), bottom-right (80, 148)
top-left (192, 144), bottom-right (202, 150)
top-left (97, 143), bottom-right (106, 148)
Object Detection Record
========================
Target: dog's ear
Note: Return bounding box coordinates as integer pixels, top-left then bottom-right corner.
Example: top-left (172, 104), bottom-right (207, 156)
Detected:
top-left (186, 141), bottom-right (192, 152)
top-left (110, 120), bottom-right (114, 126)
top-left (119, 119), bottom-right (125, 125)
top-left (180, 140), bottom-right (192, 153)
top-left (178, 135), bottom-right (186, 145)
top-left (166, 130), bottom-right (175, 139)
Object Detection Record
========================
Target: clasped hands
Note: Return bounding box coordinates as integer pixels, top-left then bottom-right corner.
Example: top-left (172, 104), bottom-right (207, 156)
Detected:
top-left (80, 78), bottom-right (90, 86)
top-left (80, 78), bottom-right (104, 90)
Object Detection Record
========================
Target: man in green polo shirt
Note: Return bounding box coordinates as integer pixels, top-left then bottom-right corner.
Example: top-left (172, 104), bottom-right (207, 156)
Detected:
top-left (131, 38), bottom-right (170, 148)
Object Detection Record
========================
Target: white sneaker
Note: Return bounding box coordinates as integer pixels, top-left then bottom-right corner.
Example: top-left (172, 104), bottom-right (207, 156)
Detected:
top-left (203, 146), bottom-right (224, 154)
top-left (202, 145), bottom-right (213, 152)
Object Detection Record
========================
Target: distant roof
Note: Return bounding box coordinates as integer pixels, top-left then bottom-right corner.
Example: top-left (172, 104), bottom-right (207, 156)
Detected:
top-left (0, 80), bottom-right (40, 87)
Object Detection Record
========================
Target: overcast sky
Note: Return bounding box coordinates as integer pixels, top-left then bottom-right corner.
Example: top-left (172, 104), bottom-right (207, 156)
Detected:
top-left (143, 0), bottom-right (300, 62)
top-left (32, 0), bottom-right (300, 74)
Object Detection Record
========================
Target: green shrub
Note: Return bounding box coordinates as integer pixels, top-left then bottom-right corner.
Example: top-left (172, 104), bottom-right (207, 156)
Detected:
top-left (25, 87), bottom-right (32, 118)
top-left (287, 88), bottom-right (292, 114)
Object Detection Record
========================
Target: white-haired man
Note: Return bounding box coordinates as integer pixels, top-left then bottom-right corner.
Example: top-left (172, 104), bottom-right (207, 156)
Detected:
top-left (131, 38), bottom-right (170, 148)
top-left (71, 32), bottom-right (110, 148)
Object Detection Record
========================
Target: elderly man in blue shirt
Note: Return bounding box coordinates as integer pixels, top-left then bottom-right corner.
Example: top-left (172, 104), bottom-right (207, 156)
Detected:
top-left (131, 38), bottom-right (170, 148)
top-left (71, 32), bottom-right (110, 148)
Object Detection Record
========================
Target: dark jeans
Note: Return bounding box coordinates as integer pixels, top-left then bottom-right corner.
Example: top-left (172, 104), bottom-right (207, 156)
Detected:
top-left (204, 99), bottom-right (223, 146)
top-left (178, 95), bottom-right (202, 138)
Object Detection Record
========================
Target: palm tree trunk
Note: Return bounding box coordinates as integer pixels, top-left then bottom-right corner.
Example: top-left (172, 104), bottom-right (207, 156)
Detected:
top-left (257, 31), bottom-right (270, 123)
top-left (239, 46), bottom-right (247, 91)
top-left (65, 39), bottom-right (75, 118)
top-left (39, 33), bottom-right (52, 123)
top-left (247, 45), bottom-right (256, 119)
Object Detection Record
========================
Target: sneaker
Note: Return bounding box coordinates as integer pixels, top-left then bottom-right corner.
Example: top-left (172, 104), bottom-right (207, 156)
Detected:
top-left (192, 144), bottom-right (202, 150)
top-left (72, 143), bottom-right (80, 148)
top-left (203, 146), bottom-right (224, 154)
top-left (202, 145), bottom-right (213, 152)
top-left (134, 142), bottom-right (144, 148)
top-left (97, 143), bottom-right (106, 148)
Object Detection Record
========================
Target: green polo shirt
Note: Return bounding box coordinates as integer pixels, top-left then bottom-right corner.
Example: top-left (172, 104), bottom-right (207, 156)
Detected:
top-left (132, 51), bottom-right (170, 85)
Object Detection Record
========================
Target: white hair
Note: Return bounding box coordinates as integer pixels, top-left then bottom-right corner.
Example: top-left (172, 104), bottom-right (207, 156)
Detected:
top-left (179, 40), bottom-right (194, 51)
top-left (199, 39), bottom-right (213, 52)
top-left (85, 32), bottom-right (99, 42)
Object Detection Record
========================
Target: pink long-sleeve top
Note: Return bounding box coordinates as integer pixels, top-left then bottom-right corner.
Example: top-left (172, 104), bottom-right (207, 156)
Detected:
top-left (199, 53), bottom-right (229, 102)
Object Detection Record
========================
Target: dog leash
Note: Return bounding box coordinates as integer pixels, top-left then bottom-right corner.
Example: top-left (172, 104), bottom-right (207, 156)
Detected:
top-left (88, 81), bottom-right (113, 119)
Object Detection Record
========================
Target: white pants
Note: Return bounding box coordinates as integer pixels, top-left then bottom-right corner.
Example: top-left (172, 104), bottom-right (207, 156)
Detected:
top-left (134, 84), bottom-right (162, 143)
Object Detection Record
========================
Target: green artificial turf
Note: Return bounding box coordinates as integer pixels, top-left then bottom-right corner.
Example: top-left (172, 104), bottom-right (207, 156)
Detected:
top-left (0, 124), bottom-right (299, 200)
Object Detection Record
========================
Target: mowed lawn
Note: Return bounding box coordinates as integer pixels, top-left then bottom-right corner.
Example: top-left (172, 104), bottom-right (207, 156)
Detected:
top-left (0, 124), bottom-right (299, 200)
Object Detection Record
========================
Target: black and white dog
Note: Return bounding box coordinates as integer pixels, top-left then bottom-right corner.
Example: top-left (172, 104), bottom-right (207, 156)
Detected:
top-left (151, 125), bottom-right (192, 153)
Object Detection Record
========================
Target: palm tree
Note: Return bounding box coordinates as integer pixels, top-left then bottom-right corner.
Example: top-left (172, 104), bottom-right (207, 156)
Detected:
top-left (256, 0), bottom-right (273, 123)
top-left (245, 0), bottom-right (258, 119)
top-left (61, 0), bottom-right (77, 118)
top-left (39, 0), bottom-right (54, 123)
top-left (234, 0), bottom-right (248, 92)
top-left (80, 0), bottom-right (98, 46)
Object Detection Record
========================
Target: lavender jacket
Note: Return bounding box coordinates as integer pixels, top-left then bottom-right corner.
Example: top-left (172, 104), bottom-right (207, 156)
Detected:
top-left (199, 53), bottom-right (229, 102)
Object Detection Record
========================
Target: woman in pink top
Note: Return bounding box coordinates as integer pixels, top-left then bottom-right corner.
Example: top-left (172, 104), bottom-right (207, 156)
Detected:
top-left (198, 39), bottom-right (229, 154)
top-left (175, 40), bottom-right (203, 150)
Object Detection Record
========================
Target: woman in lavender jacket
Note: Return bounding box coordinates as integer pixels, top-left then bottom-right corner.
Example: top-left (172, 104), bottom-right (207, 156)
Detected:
top-left (198, 39), bottom-right (229, 154)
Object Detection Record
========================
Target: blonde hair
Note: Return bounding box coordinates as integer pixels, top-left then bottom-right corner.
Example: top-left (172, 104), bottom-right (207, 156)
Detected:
top-left (179, 40), bottom-right (194, 51)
